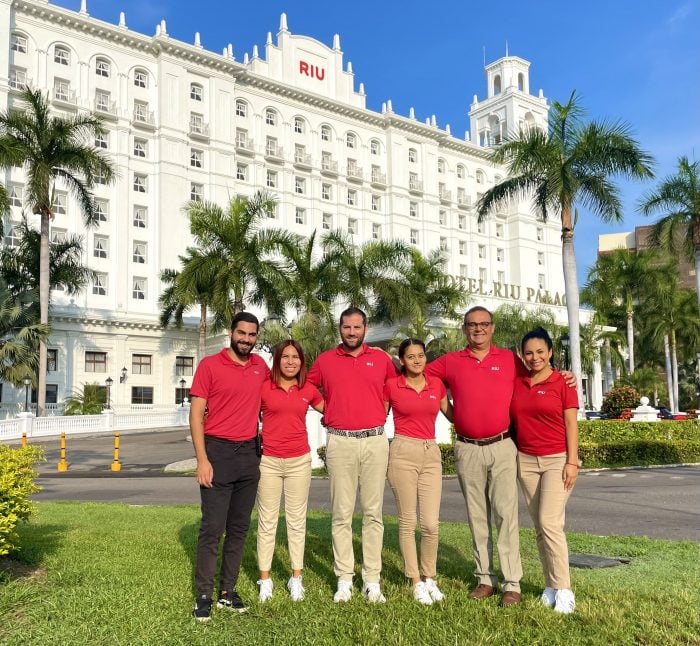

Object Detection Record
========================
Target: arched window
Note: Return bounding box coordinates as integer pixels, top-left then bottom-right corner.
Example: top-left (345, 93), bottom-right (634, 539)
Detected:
top-left (190, 83), bottom-right (203, 101)
top-left (476, 169), bottom-right (485, 184)
top-left (11, 33), bottom-right (28, 53)
top-left (493, 74), bottom-right (501, 95)
top-left (95, 57), bottom-right (110, 78)
top-left (456, 164), bottom-right (465, 179)
top-left (265, 108), bottom-right (277, 126)
top-left (408, 147), bottom-right (417, 163)
top-left (518, 73), bottom-right (524, 91)
top-left (370, 139), bottom-right (381, 155)
top-left (346, 132), bottom-right (357, 149)
top-left (54, 45), bottom-right (70, 66)
top-left (294, 116), bottom-right (305, 134)
top-left (488, 115), bottom-right (502, 145)
top-left (235, 99), bottom-right (248, 118)
top-left (320, 124), bottom-right (332, 142)
top-left (437, 158), bottom-right (446, 174)
top-left (134, 68), bottom-right (148, 88)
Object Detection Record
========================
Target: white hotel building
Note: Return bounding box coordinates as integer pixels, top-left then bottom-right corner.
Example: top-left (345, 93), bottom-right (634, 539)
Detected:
top-left (1, 0), bottom-right (599, 411)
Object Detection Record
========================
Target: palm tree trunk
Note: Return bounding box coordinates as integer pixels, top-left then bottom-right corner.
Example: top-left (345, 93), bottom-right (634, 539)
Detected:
top-left (663, 334), bottom-right (675, 411)
top-left (604, 338), bottom-right (613, 393)
top-left (561, 229), bottom-right (584, 416)
top-left (626, 309), bottom-right (634, 373)
top-left (695, 247), bottom-right (700, 314)
top-left (198, 303), bottom-right (207, 362)
top-left (37, 211), bottom-right (51, 417)
top-left (670, 328), bottom-right (679, 412)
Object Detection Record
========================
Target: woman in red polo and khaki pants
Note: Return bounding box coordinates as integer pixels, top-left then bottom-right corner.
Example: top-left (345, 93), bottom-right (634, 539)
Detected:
top-left (510, 327), bottom-right (580, 614)
top-left (384, 338), bottom-right (453, 605)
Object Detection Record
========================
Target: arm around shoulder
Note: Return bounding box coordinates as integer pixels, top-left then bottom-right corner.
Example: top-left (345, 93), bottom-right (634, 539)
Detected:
top-left (190, 396), bottom-right (213, 488)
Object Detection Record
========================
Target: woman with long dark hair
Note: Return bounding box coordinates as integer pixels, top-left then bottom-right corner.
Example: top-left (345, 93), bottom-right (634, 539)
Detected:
top-left (384, 338), bottom-right (453, 605)
top-left (256, 340), bottom-right (324, 603)
top-left (510, 327), bottom-right (580, 614)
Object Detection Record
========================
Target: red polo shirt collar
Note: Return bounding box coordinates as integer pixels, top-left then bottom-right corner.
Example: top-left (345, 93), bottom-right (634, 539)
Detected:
top-left (334, 343), bottom-right (373, 357)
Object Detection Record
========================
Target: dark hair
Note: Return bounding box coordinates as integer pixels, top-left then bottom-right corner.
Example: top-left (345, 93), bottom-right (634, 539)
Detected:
top-left (463, 306), bottom-right (492, 326)
top-left (270, 339), bottom-right (307, 387)
top-left (339, 307), bottom-right (368, 326)
top-left (398, 338), bottom-right (426, 374)
top-left (521, 327), bottom-right (553, 353)
top-left (231, 311), bottom-right (260, 332)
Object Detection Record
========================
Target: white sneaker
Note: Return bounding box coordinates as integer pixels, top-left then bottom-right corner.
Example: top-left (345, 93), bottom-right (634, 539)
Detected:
top-left (424, 578), bottom-right (445, 602)
top-left (333, 579), bottom-right (353, 603)
top-left (257, 578), bottom-right (273, 603)
top-left (554, 588), bottom-right (576, 614)
top-left (363, 582), bottom-right (386, 603)
top-left (287, 575), bottom-right (305, 602)
top-left (413, 581), bottom-right (433, 605)
top-left (540, 587), bottom-right (556, 608)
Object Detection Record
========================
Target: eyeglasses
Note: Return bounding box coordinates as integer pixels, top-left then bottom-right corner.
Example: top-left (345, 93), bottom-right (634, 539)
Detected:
top-left (465, 321), bottom-right (493, 330)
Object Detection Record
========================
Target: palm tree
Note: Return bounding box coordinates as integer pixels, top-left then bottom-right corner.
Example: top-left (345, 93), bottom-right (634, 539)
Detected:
top-left (477, 91), bottom-right (654, 409)
top-left (639, 156), bottom-right (700, 311)
top-left (491, 303), bottom-right (559, 353)
top-left (0, 88), bottom-right (115, 415)
top-left (186, 192), bottom-right (294, 317)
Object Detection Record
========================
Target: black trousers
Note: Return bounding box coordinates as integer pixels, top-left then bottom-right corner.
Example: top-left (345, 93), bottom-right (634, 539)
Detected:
top-left (194, 436), bottom-right (261, 597)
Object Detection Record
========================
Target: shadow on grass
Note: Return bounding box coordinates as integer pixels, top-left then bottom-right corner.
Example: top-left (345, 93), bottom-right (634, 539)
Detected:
top-left (1, 522), bottom-right (66, 584)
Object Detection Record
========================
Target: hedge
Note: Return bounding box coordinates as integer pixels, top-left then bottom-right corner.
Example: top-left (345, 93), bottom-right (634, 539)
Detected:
top-left (0, 444), bottom-right (44, 557)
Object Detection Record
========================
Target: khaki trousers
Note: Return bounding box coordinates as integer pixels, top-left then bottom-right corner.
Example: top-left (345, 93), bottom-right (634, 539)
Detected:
top-left (454, 437), bottom-right (522, 592)
top-left (325, 432), bottom-right (389, 584)
top-left (387, 435), bottom-right (442, 579)
top-left (517, 451), bottom-right (571, 589)
top-left (256, 452), bottom-right (312, 572)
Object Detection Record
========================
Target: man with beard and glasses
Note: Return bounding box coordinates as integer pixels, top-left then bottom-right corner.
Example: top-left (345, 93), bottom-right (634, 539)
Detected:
top-left (307, 307), bottom-right (398, 604)
top-left (189, 312), bottom-right (270, 621)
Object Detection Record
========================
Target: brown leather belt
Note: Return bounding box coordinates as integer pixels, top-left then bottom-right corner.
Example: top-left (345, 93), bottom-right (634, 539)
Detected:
top-left (456, 430), bottom-right (511, 446)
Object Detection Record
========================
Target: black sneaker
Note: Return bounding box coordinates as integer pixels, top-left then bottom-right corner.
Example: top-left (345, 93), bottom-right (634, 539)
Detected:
top-left (217, 589), bottom-right (248, 613)
top-left (192, 594), bottom-right (212, 622)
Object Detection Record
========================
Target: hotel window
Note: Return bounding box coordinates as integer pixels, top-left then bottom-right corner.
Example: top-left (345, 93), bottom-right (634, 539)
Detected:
top-left (496, 223), bottom-right (504, 238)
top-left (93, 235), bottom-right (108, 259)
top-left (408, 148), bottom-right (417, 163)
top-left (348, 218), bottom-right (357, 235)
top-left (190, 183), bottom-right (203, 202)
top-left (132, 354), bottom-right (152, 375)
top-left (346, 132), bottom-right (356, 149)
top-left (371, 195), bottom-right (381, 212)
top-left (439, 209), bottom-right (447, 226)
top-left (267, 204), bottom-right (278, 219)
top-left (497, 271), bottom-right (506, 284)
top-left (95, 132), bottom-right (108, 149)
top-left (459, 241), bottom-right (467, 255)
top-left (477, 220), bottom-right (485, 234)
top-left (409, 201), bottom-right (418, 218)
top-left (322, 183), bottom-right (332, 200)
top-left (476, 170), bottom-right (485, 184)
top-left (52, 192), bottom-right (67, 215)
top-left (85, 351), bottom-right (107, 373)
top-left (295, 207), bottom-right (305, 225)
top-left (11, 34), bottom-right (27, 53)
top-left (9, 67), bottom-right (27, 90)
top-left (133, 206), bottom-right (147, 228)
top-left (134, 100), bottom-right (150, 122)
top-left (94, 200), bottom-right (109, 223)
top-left (372, 223), bottom-right (381, 240)
top-left (370, 139), bottom-right (380, 155)
top-left (95, 57), bottom-right (110, 78)
top-left (96, 91), bottom-right (112, 116)
top-left (321, 124), bottom-right (331, 142)
top-left (235, 128), bottom-right (248, 148)
top-left (496, 248), bottom-right (504, 262)
top-left (440, 237), bottom-right (448, 252)
top-left (536, 227), bottom-right (544, 241)
top-left (133, 241), bottom-right (147, 264)
top-left (54, 45), bottom-right (70, 65)
top-left (53, 78), bottom-right (70, 102)
top-left (457, 164), bottom-right (465, 179)
top-left (47, 349), bottom-right (58, 372)
top-left (460, 264), bottom-right (468, 280)
top-left (131, 386), bottom-right (153, 405)
top-left (190, 83), bottom-right (203, 101)
top-left (265, 109), bottom-right (277, 126)
top-left (538, 252), bottom-right (545, 266)
top-left (538, 274), bottom-right (546, 289)
top-left (132, 277), bottom-right (147, 300)
top-left (235, 99), bottom-right (247, 117)
top-left (134, 69), bottom-right (148, 88)
top-left (190, 148), bottom-right (202, 168)
top-left (4, 224), bottom-right (20, 248)
top-left (51, 228), bottom-right (67, 244)
top-left (479, 267), bottom-right (487, 282)
top-left (478, 244), bottom-right (486, 259)
top-left (410, 229), bottom-right (419, 245)
top-left (294, 177), bottom-right (305, 195)
top-left (190, 112), bottom-right (204, 134)
top-left (347, 189), bottom-right (357, 206)
top-left (294, 144), bottom-right (307, 163)
top-left (409, 172), bottom-right (419, 190)
top-left (438, 158), bottom-right (446, 174)
top-left (92, 273), bottom-right (108, 296)
top-left (133, 173), bottom-right (147, 193)
top-left (133, 138), bottom-right (147, 158)
top-left (458, 214), bottom-right (466, 230)
top-left (9, 184), bottom-right (23, 207)
top-left (265, 136), bottom-right (279, 156)
top-left (176, 356), bottom-right (194, 376)
top-left (294, 117), bottom-right (304, 134)
top-left (322, 213), bottom-right (332, 230)
top-left (236, 163), bottom-right (248, 181)
top-left (266, 170), bottom-right (277, 189)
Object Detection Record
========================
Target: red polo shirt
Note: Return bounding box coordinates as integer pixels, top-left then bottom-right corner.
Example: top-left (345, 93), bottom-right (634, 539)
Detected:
top-left (307, 344), bottom-right (397, 431)
top-left (425, 345), bottom-right (527, 439)
top-left (510, 370), bottom-right (578, 456)
top-left (384, 375), bottom-right (446, 440)
top-left (260, 380), bottom-right (323, 458)
top-left (189, 349), bottom-right (270, 441)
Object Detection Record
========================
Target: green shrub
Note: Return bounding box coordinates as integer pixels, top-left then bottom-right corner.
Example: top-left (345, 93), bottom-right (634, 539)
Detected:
top-left (600, 385), bottom-right (640, 419)
top-left (580, 440), bottom-right (700, 468)
top-left (579, 419), bottom-right (700, 442)
top-left (0, 444), bottom-right (44, 556)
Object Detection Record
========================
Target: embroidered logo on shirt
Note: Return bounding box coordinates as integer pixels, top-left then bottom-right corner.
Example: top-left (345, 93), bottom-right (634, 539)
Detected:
top-left (365, 362), bottom-right (374, 367)
top-left (429, 395), bottom-right (437, 400)
top-left (537, 390), bottom-right (546, 395)
top-left (302, 397), bottom-right (309, 403)
top-left (491, 366), bottom-right (500, 371)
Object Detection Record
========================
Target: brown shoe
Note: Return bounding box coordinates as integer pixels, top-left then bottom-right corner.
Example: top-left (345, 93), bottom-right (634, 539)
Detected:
top-left (469, 584), bottom-right (496, 600)
top-left (501, 591), bottom-right (522, 606)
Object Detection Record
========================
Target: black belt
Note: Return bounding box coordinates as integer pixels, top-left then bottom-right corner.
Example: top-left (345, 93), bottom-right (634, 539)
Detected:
top-left (456, 430), bottom-right (511, 446)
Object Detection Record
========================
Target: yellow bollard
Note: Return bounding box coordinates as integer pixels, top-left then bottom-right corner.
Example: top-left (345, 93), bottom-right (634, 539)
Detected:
top-left (57, 432), bottom-right (68, 472)
top-left (111, 432), bottom-right (121, 472)
top-left (21, 433), bottom-right (27, 448)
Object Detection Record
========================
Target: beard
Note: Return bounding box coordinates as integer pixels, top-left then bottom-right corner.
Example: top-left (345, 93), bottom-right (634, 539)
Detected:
top-left (341, 333), bottom-right (365, 350)
top-left (231, 338), bottom-right (254, 358)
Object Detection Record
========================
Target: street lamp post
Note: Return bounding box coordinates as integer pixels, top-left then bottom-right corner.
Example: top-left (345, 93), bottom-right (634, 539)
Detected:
top-left (179, 378), bottom-right (186, 407)
top-left (22, 375), bottom-right (31, 412)
top-left (105, 376), bottom-right (113, 410)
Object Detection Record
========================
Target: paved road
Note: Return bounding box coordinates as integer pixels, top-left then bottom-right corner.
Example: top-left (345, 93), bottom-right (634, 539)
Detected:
top-left (23, 429), bottom-right (700, 542)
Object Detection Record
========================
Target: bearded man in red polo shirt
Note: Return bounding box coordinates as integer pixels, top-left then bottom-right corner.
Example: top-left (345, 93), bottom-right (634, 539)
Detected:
top-left (425, 305), bottom-right (526, 606)
top-left (189, 312), bottom-right (270, 621)
top-left (307, 307), bottom-right (397, 604)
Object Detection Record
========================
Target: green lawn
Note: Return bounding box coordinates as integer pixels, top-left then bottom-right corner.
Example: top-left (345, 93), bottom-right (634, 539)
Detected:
top-left (1, 503), bottom-right (698, 645)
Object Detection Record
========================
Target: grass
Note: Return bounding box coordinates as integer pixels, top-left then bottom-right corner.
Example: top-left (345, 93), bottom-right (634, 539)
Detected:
top-left (1, 503), bottom-right (698, 646)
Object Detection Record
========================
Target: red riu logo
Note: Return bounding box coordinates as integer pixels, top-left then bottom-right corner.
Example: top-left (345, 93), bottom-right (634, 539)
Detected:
top-left (299, 60), bottom-right (325, 80)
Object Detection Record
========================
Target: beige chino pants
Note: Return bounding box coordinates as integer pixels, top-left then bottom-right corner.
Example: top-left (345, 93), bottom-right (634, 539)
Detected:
top-left (387, 435), bottom-right (442, 580)
top-left (256, 452), bottom-right (312, 572)
top-left (325, 432), bottom-right (389, 584)
top-left (517, 451), bottom-right (572, 589)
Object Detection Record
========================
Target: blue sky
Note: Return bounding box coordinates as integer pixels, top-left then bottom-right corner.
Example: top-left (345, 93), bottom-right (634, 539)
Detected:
top-left (55, 0), bottom-right (700, 281)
